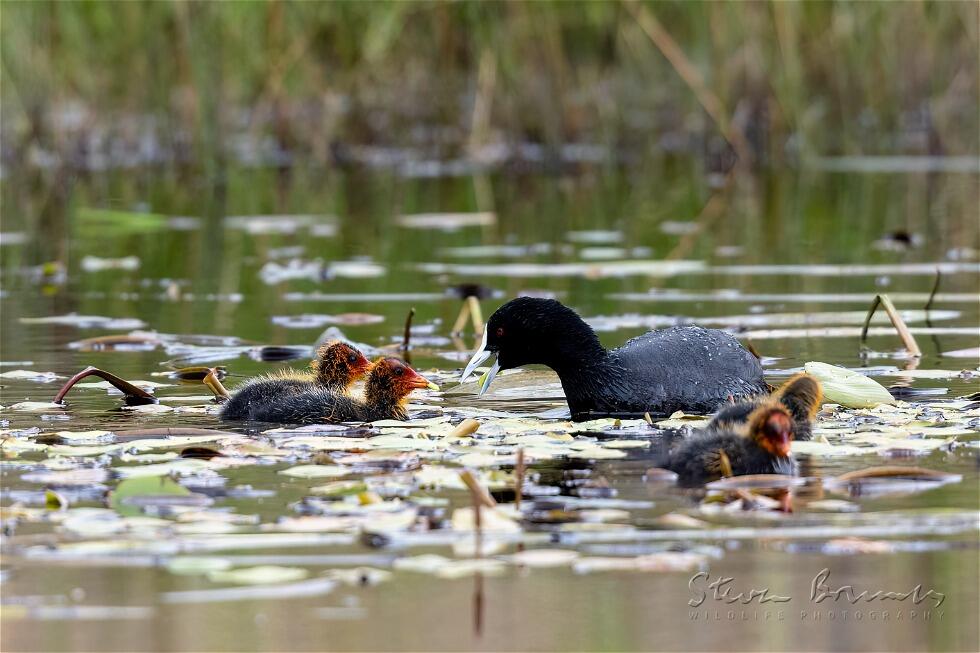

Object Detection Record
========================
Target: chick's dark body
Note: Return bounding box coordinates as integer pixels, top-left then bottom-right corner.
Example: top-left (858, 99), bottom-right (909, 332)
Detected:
top-left (220, 377), bottom-right (313, 420)
top-left (247, 387), bottom-right (406, 423)
top-left (220, 342), bottom-right (372, 422)
top-left (222, 357), bottom-right (428, 425)
top-left (706, 373), bottom-right (822, 440)
top-left (666, 431), bottom-right (797, 487)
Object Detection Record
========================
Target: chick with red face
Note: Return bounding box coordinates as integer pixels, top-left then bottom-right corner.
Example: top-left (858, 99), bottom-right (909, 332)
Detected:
top-left (245, 357), bottom-right (439, 424)
top-left (664, 402), bottom-right (800, 487)
top-left (707, 373), bottom-right (823, 441)
top-left (221, 342), bottom-right (371, 421)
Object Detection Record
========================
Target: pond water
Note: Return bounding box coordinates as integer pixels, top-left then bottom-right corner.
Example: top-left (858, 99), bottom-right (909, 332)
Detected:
top-left (1, 161), bottom-right (978, 652)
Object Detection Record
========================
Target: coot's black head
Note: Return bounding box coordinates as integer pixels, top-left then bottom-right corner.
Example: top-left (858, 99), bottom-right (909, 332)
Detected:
top-left (460, 298), bottom-right (605, 394)
top-left (488, 298), bottom-right (604, 370)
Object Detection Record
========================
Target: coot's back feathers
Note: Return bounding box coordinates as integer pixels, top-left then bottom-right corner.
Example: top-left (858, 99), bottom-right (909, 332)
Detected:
top-left (598, 325), bottom-right (768, 416)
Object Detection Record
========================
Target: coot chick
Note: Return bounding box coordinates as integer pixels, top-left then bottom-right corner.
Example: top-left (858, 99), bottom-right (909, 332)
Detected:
top-left (248, 357), bottom-right (438, 424)
top-left (460, 297), bottom-right (767, 421)
top-left (666, 403), bottom-right (798, 486)
top-left (707, 373), bottom-right (822, 440)
top-left (221, 342), bottom-right (371, 420)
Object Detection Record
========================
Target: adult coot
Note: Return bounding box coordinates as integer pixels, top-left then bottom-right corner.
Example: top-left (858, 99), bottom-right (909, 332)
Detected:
top-left (459, 297), bottom-right (766, 420)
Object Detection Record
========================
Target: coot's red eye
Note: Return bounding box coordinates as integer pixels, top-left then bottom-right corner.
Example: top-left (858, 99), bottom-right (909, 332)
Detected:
top-left (496, 327), bottom-right (505, 338)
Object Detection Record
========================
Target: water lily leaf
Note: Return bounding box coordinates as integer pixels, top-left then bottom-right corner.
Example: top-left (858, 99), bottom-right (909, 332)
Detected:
top-left (113, 459), bottom-right (212, 478)
top-left (572, 552), bottom-right (707, 574)
top-left (6, 402), bottom-right (66, 412)
top-left (278, 437), bottom-right (371, 451)
top-left (167, 557), bottom-right (234, 576)
top-left (1, 438), bottom-right (48, 453)
top-left (505, 549), bottom-right (580, 567)
top-left (396, 212), bottom-right (496, 230)
top-left (173, 521), bottom-right (239, 535)
top-left (110, 476), bottom-right (192, 516)
top-left (392, 554), bottom-right (453, 574)
top-left (118, 452), bottom-right (180, 463)
top-left (121, 404), bottom-right (174, 414)
top-left (264, 516), bottom-right (357, 533)
top-left (706, 475), bottom-right (806, 491)
top-left (278, 465), bottom-right (350, 479)
top-left (942, 347), bottom-right (980, 359)
top-left (566, 447), bottom-right (628, 460)
top-left (451, 507), bottom-right (520, 533)
top-left (325, 567), bottom-right (392, 586)
top-left (806, 500), bottom-right (860, 513)
top-left (602, 439), bottom-right (651, 449)
top-left (207, 565), bottom-right (309, 585)
top-left (49, 430), bottom-right (116, 444)
top-left (310, 480), bottom-right (369, 497)
top-left (20, 468), bottom-right (109, 485)
top-left (48, 444), bottom-right (123, 457)
top-left (0, 370), bottom-right (65, 382)
top-left (804, 361), bottom-right (895, 407)
top-left (20, 314), bottom-right (147, 329)
top-left (435, 559), bottom-right (509, 579)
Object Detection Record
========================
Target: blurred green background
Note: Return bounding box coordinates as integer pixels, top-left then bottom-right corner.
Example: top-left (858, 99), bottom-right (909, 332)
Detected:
top-left (2, 0), bottom-right (977, 175)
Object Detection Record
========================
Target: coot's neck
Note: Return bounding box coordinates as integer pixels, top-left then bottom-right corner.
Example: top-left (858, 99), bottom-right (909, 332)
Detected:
top-left (535, 314), bottom-right (623, 416)
top-left (552, 350), bottom-right (629, 418)
top-left (541, 314), bottom-right (607, 376)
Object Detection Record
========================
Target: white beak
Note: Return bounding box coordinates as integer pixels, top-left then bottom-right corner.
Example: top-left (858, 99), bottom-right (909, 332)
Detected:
top-left (476, 359), bottom-right (501, 396)
top-left (460, 330), bottom-right (491, 382)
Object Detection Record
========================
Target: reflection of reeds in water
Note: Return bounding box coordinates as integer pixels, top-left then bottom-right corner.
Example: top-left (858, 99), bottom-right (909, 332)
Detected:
top-left (1, 1), bottom-right (976, 172)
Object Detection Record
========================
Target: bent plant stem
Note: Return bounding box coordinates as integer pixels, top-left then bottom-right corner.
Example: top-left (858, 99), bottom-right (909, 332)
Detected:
top-left (924, 268), bottom-right (943, 355)
top-left (401, 307), bottom-right (416, 364)
top-left (203, 368), bottom-right (231, 402)
top-left (53, 367), bottom-right (158, 405)
top-left (861, 294), bottom-right (922, 357)
top-left (514, 447), bottom-right (525, 512)
top-left (451, 301), bottom-right (471, 335)
top-left (467, 295), bottom-right (484, 336)
top-left (835, 466), bottom-right (953, 482)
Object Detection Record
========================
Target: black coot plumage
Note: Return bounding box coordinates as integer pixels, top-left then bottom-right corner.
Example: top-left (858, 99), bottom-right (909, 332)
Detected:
top-left (666, 402), bottom-right (798, 486)
top-left (707, 373), bottom-right (823, 440)
top-left (221, 342), bottom-right (371, 421)
top-left (246, 357), bottom-right (437, 424)
top-left (460, 297), bottom-right (767, 421)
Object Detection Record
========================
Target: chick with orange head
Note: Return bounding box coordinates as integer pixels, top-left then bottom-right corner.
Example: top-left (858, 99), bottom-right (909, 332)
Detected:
top-left (221, 341), bottom-right (371, 421)
top-left (246, 357), bottom-right (438, 424)
top-left (665, 401), bottom-right (800, 486)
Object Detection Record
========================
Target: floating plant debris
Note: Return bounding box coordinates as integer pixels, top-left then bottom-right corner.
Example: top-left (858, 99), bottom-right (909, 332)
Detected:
top-left (395, 212), bottom-right (496, 230)
top-left (20, 314), bottom-right (147, 329)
